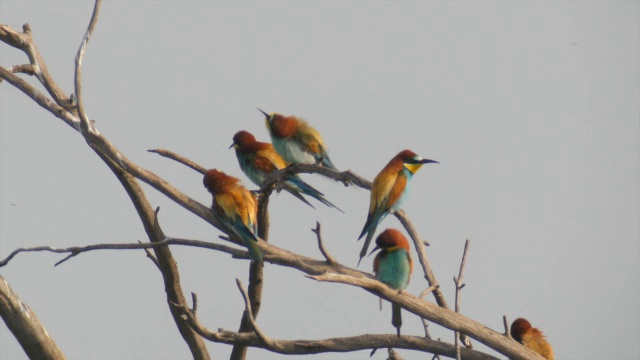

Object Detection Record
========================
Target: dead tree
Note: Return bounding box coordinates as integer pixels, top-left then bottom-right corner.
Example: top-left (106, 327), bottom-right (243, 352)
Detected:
top-left (0, 2), bottom-right (544, 359)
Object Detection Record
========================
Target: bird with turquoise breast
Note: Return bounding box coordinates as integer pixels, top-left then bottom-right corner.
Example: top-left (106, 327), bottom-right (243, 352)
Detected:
top-left (230, 130), bottom-right (342, 211)
top-left (260, 108), bottom-right (338, 170)
top-left (358, 149), bottom-right (438, 264)
top-left (372, 228), bottom-right (413, 336)
top-left (203, 169), bottom-right (264, 264)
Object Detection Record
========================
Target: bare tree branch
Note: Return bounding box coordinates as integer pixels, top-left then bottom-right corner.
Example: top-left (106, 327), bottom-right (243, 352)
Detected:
top-left (173, 297), bottom-right (498, 359)
top-left (235, 279), bottom-right (274, 347)
top-left (312, 222), bottom-right (337, 265)
top-left (73, 0), bottom-right (102, 131)
top-left (94, 148), bottom-right (211, 359)
top-left (148, 148), bottom-right (207, 174)
top-left (231, 180), bottom-right (271, 360)
top-left (0, 275), bottom-right (66, 359)
top-left (453, 239), bottom-right (471, 359)
top-left (306, 272), bottom-right (541, 360)
top-left (0, 237), bottom-right (247, 268)
top-left (0, 66), bottom-right (80, 130)
top-left (3, 63), bottom-right (37, 77)
top-left (503, 315), bottom-right (511, 339)
top-left (0, 23), bottom-right (74, 109)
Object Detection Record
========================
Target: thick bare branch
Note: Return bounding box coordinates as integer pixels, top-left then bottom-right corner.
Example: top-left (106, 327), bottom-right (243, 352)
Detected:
top-left (307, 272), bottom-right (541, 360)
top-left (174, 299), bottom-right (497, 359)
top-left (93, 148), bottom-right (210, 359)
top-left (4, 63), bottom-right (37, 77)
top-left (0, 275), bottom-right (66, 359)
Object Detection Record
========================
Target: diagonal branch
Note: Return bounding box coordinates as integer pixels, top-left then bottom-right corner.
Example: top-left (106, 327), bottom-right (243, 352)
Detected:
top-left (91, 147), bottom-right (210, 360)
top-left (307, 272), bottom-right (541, 360)
top-left (0, 23), bottom-right (74, 109)
top-left (148, 148), bottom-right (207, 174)
top-left (0, 275), bottom-right (66, 359)
top-left (0, 67), bottom-right (80, 130)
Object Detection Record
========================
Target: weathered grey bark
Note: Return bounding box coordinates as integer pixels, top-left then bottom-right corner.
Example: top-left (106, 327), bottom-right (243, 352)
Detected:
top-left (0, 275), bottom-right (66, 360)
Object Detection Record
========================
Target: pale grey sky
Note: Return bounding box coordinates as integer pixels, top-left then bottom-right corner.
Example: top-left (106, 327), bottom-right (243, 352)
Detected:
top-left (1, 1), bottom-right (638, 359)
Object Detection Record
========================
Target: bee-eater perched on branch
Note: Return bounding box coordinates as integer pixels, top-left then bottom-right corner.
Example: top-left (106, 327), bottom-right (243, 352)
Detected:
top-left (511, 318), bottom-right (554, 360)
top-left (260, 108), bottom-right (338, 170)
top-left (203, 169), bottom-right (263, 264)
top-left (372, 228), bottom-right (413, 337)
top-left (230, 130), bottom-right (342, 212)
top-left (358, 149), bottom-right (438, 265)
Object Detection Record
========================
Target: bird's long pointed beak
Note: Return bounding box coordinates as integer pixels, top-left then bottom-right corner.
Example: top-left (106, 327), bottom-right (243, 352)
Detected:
top-left (419, 159), bottom-right (439, 164)
top-left (228, 143), bottom-right (234, 150)
top-left (256, 107), bottom-right (269, 117)
top-left (368, 245), bottom-right (380, 257)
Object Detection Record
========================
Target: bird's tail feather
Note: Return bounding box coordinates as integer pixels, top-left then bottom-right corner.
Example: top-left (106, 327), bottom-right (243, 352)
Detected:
top-left (392, 303), bottom-right (402, 337)
top-left (244, 237), bottom-right (264, 264)
top-left (357, 227), bottom-right (377, 266)
top-left (283, 185), bottom-right (316, 209)
top-left (286, 176), bottom-right (343, 212)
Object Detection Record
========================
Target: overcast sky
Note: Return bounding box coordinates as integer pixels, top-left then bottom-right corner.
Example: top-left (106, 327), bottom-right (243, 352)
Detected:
top-left (1, 1), bottom-right (638, 359)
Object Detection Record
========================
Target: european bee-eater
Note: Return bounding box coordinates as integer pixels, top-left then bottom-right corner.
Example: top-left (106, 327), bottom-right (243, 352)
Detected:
top-left (372, 228), bottom-right (413, 337)
top-left (231, 130), bottom-right (342, 211)
top-left (358, 150), bottom-right (438, 264)
top-left (511, 318), bottom-right (554, 360)
top-left (259, 108), bottom-right (338, 170)
top-left (203, 169), bottom-right (263, 264)
top-left (230, 130), bottom-right (342, 211)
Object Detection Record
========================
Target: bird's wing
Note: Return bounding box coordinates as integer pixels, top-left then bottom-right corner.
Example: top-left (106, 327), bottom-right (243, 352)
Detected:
top-left (370, 169), bottom-right (402, 212)
top-left (384, 171), bottom-right (407, 210)
top-left (296, 125), bottom-right (326, 158)
top-left (216, 190), bottom-right (255, 227)
top-left (256, 147), bottom-right (287, 169)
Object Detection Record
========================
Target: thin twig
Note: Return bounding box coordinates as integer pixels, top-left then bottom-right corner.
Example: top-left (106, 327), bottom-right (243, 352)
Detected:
top-left (235, 279), bottom-right (273, 347)
top-left (421, 324), bottom-right (443, 360)
top-left (139, 240), bottom-right (160, 269)
top-left (74, 0), bottom-right (102, 132)
top-left (453, 239), bottom-right (471, 359)
top-left (147, 148), bottom-right (207, 174)
top-left (191, 292), bottom-right (198, 314)
top-left (419, 285), bottom-right (440, 300)
top-left (503, 316), bottom-right (511, 339)
top-left (0, 237), bottom-right (247, 268)
top-left (312, 222), bottom-right (337, 265)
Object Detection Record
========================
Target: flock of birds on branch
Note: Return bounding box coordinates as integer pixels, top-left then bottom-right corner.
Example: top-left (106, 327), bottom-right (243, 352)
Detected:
top-left (201, 109), bottom-right (553, 359)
